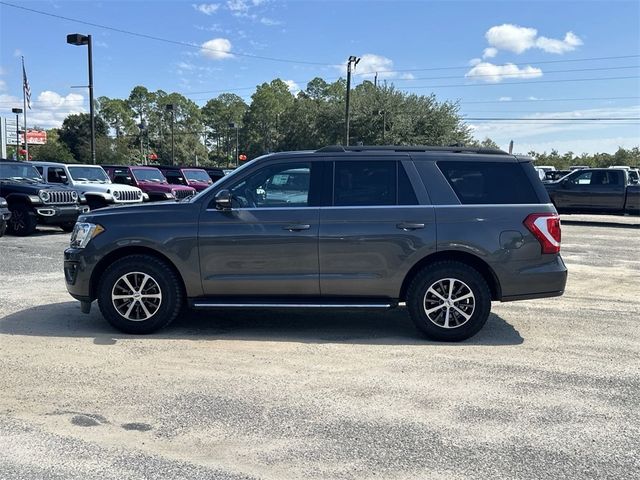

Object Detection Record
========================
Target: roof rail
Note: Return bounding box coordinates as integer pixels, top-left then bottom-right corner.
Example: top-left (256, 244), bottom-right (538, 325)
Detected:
top-left (314, 145), bottom-right (509, 155)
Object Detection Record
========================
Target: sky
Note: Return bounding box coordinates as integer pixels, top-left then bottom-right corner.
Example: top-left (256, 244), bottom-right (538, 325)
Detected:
top-left (0, 0), bottom-right (639, 154)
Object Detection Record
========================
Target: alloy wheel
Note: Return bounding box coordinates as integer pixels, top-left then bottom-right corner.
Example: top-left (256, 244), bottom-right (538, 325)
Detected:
top-left (423, 278), bottom-right (475, 329)
top-left (111, 272), bottom-right (162, 321)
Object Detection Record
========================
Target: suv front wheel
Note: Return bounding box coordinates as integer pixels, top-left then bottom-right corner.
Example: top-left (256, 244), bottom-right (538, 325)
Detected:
top-left (407, 261), bottom-right (491, 342)
top-left (97, 254), bottom-right (184, 334)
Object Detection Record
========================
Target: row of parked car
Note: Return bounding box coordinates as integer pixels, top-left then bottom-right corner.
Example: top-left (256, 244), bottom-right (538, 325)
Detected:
top-left (0, 159), bottom-right (227, 236)
top-left (535, 164), bottom-right (640, 184)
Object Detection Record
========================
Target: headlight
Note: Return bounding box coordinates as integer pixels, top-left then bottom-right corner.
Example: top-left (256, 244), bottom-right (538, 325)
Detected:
top-left (167, 192), bottom-right (176, 199)
top-left (39, 190), bottom-right (50, 202)
top-left (70, 222), bottom-right (105, 248)
top-left (71, 191), bottom-right (78, 201)
top-left (0, 198), bottom-right (7, 207)
top-left (113, 190), bottom-right (121, 199)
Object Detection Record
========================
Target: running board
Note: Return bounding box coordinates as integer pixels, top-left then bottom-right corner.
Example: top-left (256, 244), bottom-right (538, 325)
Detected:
top-left (189, 298), bottom-right (396, 309)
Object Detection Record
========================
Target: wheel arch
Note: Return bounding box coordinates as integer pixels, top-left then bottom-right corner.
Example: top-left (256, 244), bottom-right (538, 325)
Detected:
top-left (400, 250), bottom-right (502, 302)
top-left (89, 246), bottom-right (187, 301)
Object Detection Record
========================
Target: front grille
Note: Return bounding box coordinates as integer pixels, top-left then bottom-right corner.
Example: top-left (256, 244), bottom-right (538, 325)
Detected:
top-left (115, 190), bottom-right (141, 202)
top-left (174, 189), bottom-right (193, 200)
top-left (47, 190), bottom-right (75, 204)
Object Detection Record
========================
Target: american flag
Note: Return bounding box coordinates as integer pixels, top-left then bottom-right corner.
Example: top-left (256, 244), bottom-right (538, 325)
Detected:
top-left (22, 58), bottom-right (31, 110)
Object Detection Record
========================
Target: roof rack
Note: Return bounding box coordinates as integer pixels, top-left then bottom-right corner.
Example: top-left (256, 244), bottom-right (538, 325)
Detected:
top-left (315, 145), bottom-right (509, 155)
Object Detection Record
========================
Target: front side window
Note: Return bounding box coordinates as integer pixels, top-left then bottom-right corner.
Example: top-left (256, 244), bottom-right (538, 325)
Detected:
top-left (228, 162), bottom-right (313, 208)
top-left (570, 171), bottom-right (593, 185)
top-left (334, 161), bottom-right (397, 206)
top-left (48, 167), bottom-right (68, 184)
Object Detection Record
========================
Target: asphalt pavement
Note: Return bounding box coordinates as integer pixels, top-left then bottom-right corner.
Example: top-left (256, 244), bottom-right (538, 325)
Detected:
top-left (0, 216), bottom-right (638, 479)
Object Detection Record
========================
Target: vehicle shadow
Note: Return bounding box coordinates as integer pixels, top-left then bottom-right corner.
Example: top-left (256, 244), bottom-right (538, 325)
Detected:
top-left (0, 302), bottom-right (524, 346)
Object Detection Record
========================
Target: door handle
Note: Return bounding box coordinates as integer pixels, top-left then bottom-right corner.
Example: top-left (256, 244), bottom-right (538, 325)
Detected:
top-left (283, 224), bottom-right (311, 231)
top-left (396, 222), bottom-right (425, 231)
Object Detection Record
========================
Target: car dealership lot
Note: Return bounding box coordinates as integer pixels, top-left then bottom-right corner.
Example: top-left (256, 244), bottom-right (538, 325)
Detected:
top-left (0, 217), bottom-right (638, 479)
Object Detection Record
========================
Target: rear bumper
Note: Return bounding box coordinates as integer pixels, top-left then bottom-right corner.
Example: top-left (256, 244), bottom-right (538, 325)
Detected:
top-left (37, 205), bottom-right (89, 224)
top-left (498, 255), bottom-right (568, 301)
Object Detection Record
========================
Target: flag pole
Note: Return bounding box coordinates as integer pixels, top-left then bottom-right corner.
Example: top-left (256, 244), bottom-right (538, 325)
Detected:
top-left (21, 56), bottom-right (28, 160)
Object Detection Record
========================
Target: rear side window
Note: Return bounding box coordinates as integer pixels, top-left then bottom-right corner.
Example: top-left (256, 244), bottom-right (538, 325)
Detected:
top-left (334, 161), bottom-right (396, 206)
top-left (438, 161), bottom-right (539, 204)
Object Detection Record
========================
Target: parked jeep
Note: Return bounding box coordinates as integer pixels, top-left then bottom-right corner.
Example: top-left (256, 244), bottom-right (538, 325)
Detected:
top-left (102, 165), bottom-right (195, 201)
top-left (0, 196), bottom-right (11, 237)
top-left (0, 159), bottom-right (89, 235)
top-left (32, 162), bottom-right (146, 210)
top-left (201, 167), bottom-right (225, 183)
top-left (65, 146), bottom-right (567, 341)
top-left (157, 166), bottom-right (213, 192)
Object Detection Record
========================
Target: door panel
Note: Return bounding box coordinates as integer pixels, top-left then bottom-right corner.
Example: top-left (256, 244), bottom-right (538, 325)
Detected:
top-left (319, 206), bottom-right (436, 298)
top-left (198, 207), bottom-right (320, 296)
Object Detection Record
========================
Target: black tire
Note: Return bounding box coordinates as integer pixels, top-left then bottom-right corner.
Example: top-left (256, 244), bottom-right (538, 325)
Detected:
top-left (406, 261), bottom-right (491, 342)
top-left (0, 221), bottom-right (6, 237)
top-left (7, 204), bottom-right (38, 236)
top-left (60, 222), bottom-right (76, 233)
top-left (97, 254), bottom-right (184, 334)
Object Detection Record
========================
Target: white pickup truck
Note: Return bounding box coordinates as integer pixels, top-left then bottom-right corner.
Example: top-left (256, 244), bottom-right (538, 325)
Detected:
top-left (32, 162), bottom-right (146, 210)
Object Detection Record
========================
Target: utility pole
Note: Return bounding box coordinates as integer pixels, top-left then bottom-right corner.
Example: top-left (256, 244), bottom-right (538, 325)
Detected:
top-left (67, 34), bottom-right (96, 164)
top-left (345, 55), bottom-right (360, 146)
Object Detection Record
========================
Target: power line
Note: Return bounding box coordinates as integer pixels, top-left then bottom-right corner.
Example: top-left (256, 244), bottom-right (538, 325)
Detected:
top-left (461, 96), bottom-right (640, 104)
top-left (0, 1), bottom-right (340, 67)
top-left (399, 65), bottom-right (639, 82)
top-left (402, 76), bottom-right (639, 89)
top-left (353, 54), bottom-right (640, 76)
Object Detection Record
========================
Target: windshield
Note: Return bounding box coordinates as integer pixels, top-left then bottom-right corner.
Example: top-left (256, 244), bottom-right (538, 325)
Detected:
top-left (68, 166), bottom-right (110, 183)
top-left (184, 169), bottom-right (211, 182)
top-left (132, 168), bottom-right (166, 183)
top-left (0, 163), bottom-right (43, 182)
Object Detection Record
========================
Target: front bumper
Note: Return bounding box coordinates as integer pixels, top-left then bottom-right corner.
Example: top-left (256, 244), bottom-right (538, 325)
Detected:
top-left (64, 247), bottom-right (93, 301)
top-left (37, 204), bottom-right (89, 225)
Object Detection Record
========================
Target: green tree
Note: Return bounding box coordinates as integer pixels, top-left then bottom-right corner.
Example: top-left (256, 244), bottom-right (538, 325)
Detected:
top-left (28, 129), bottom-right (76, 163)
top-left (58, 113), bottom-right (109, 163)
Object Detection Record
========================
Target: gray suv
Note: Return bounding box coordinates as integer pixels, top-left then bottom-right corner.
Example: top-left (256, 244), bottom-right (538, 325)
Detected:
top-left (64, 146), bottom-right (567, 341)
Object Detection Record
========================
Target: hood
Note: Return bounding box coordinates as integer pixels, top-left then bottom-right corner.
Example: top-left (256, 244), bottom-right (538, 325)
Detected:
top-left (0, 179), bottom-right (77, 195)
top-left (136, 180), bottom-right (194, 193)
top-left (78, 198), bottom-right (189, 221)
top-left (76, 183), bottom-right (142, 194)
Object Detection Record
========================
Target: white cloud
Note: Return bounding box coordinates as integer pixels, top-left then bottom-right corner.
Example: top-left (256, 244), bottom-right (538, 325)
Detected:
top-left (399, 73), bottom-right (415, 80)
top-left (200, 38), bottom-right (233, 60)
top-left (482, 47), bottom-right (498, 59)
top-left (465, 62), bottom-right (543, 83)
top-left (0, 90), bottom-right (86, 129)
top-left (528, 96), bottom-right (539, 100)
top-left (484, 24), bottom-right (582, 55)
top-left (226, 0), bottom-right (249, 12)
top-left (193, 3), bottom-right (220, 15)
top-left (284, 80), bottom-right (300, 94)
top-left (469, 58), bottom-right (482, 66)
top-left (535, 31), bottom-right (583, 54)
top-left (260, 17), bottom-right (281, 26)
top-left (499, 96), bottom-right (512, 102)
top-left (486, 24), bottom-right (537, 54)
top-left (351, 53), bottom-right (394, 79)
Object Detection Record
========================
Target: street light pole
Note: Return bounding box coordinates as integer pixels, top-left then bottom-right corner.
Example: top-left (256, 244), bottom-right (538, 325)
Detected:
top-left (345, 55), bottom-right (360, 146)
top-left (229, 123), bottom-right (239, 168)
top-left (67, 33), bottom-right (96, 164)
top-left (11, 108), bottom-right (22, 160)
top-left (166, 104), bottom-right (175, 165)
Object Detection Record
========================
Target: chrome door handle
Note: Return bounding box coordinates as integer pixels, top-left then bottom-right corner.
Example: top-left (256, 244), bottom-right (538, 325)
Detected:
top-left (396, 222), bottom-right (425, 231)
top-left (283, 224), bottom-right (311, 231)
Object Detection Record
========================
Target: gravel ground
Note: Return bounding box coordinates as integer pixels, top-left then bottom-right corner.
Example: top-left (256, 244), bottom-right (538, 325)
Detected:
top-left (0, 216), bottom-right (638, 480)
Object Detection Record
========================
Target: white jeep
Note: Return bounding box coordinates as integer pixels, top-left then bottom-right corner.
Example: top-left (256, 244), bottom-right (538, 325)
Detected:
top-left (32, 162), bottom-right (147, 210)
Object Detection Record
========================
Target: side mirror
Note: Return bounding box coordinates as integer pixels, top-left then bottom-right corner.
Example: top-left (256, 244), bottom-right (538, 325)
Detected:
top-left (215, 189), bottom-right (232, 210)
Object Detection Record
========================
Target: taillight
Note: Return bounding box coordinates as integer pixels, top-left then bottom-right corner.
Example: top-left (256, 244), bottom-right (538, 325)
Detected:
top-left (524, 213), bottom-right (561, 254)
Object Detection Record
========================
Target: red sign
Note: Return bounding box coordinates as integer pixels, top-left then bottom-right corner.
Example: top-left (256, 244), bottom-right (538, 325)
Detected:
top-left (19, 130), bottom-right (47, 145)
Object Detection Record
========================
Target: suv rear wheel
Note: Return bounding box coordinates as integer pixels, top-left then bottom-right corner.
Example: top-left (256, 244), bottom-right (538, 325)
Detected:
top-left (97, 254), bottom-right (183, 334)
top-left (407, 261), bottom-right (491, 341)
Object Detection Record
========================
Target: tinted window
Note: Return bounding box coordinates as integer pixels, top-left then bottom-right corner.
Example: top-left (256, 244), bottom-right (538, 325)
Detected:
top-left (48, 167), bottom-right (68, 184)
top-left (398, 163), bottom-right (418, 205)
top-left (334, 161), bottom-right (396, 206)
top-left (438, 161), bottom-right (538, 204)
